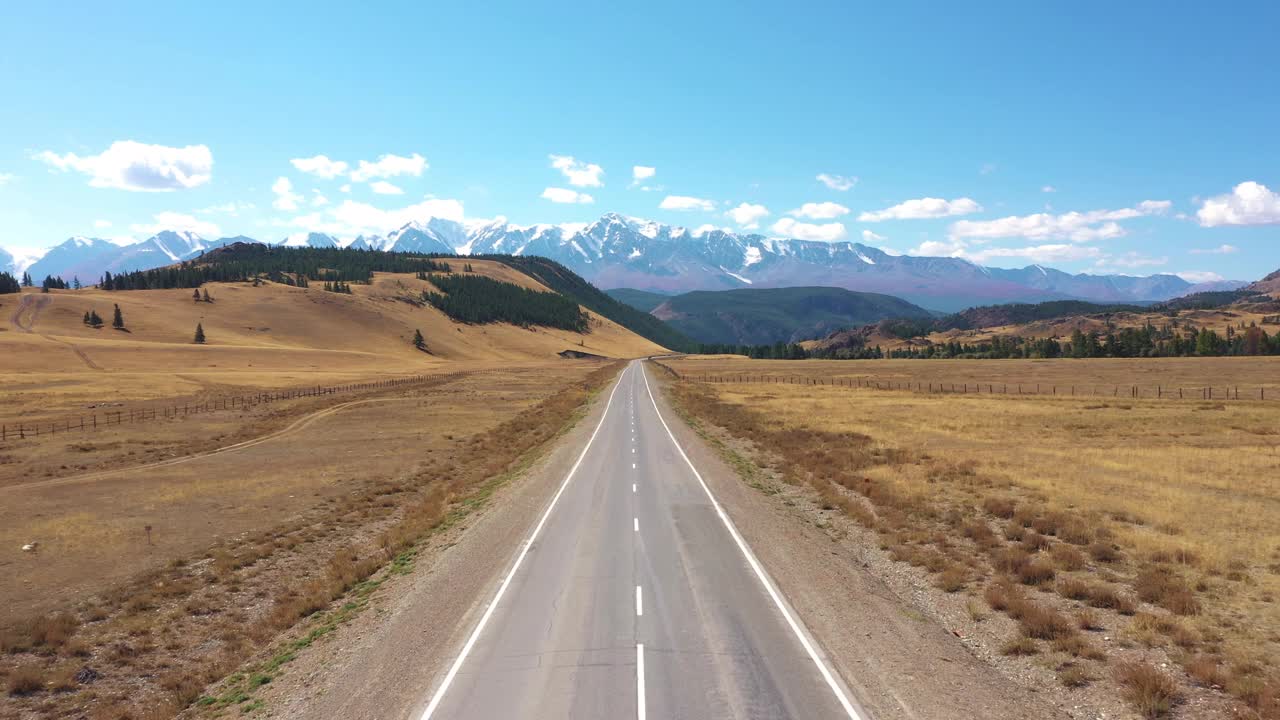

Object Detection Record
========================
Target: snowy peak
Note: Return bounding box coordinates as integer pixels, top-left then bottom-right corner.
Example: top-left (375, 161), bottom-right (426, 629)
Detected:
top-left (279, 232), bottom-right (338, 248)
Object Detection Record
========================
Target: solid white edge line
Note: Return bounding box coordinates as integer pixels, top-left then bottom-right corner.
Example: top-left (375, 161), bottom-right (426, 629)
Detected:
top-left (636, 643), bottom-right (647, 720)
top-left (417, 363), bottom-right (630, 720)
top-left (634, 517), bottom-right (639, 532)
top-left (640, 362), bottom-right (865, 720)
top-left (636, 585), bottom-right (643, 616)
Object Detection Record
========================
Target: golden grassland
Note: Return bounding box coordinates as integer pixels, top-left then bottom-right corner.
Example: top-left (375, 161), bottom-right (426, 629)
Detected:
top-left (663, 355), bottom-right (1280, 719)
top-left (0, 360), bottom-right (623, 718)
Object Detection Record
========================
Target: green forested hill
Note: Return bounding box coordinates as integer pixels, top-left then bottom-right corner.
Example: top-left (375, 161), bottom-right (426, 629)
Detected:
top-left (652, 286), bottom-right (931, 345)
top-left (605, 288), bottom-right (670, 312)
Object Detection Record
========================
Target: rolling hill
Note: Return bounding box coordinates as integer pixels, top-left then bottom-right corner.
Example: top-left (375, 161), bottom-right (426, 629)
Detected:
top-left (605, 288), bottom-right (670, 313)
top-left (646, 286), bottom-right (932, 346)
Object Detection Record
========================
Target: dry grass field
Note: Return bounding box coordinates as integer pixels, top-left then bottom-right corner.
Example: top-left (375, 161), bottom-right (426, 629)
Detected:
top-left (662, 355), bottom-right (1280, 719)
top-left (0, 263), bottom-right (658, 718)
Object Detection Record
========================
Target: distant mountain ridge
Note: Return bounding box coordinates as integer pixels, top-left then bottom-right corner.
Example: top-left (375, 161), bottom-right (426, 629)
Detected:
top-left (643, 286), bottom-right (933, 345)
top-left (1, 213), bottom-right (1249, 310)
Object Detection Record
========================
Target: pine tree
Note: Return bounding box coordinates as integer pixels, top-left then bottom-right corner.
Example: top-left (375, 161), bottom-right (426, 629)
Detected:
top-left (194, 323), bottom-right (206, 344)
top-left (83, 311), bottom-right (92, 325)
top-left (193, 289), bottom-right (202, 302)
top-left (413, 328), bottom-right (427, 351)
top-left (112, 304), bottom-right (124, 329)
top-left (21, 271), bottom-right (32, 287)
top-left (73, 276), bottom-right (82, 290)
top-left (88, 310), bottom-right (103, 327)
top-left (202, 289), bottom-right (212, 303)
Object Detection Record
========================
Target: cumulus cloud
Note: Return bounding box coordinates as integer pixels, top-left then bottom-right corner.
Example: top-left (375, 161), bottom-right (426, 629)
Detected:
top-left (862, 229), bottom-right (887, 243)
top-left (291, 155), bottom-right (349, 179)
top-left (1176, 271), bottom-right (1225, 283)
top-left (691, 224), bottom-right (730, 237)
top-left (287, 197), bottom-right (465, 238)
top-left (272, 177), bottom-right (303, 211)
top-left (311, 191), bottom-right (329, 207)
top-left (370, 181), bottom-right (404, 196)
top-left (771, 218), bottom-right (848, 241)
top-left (948, 201), bottom-right (1170, 243)
top-left (339, 184), bottom-right (352, 193)
top-left (0, 172), bottom-right (14, 185)
top-left (958, 243), bottom-right (1106, 264)
top-left (35, 140), bottom-right (212, 191)
top-left (1196, 181), bottom-right (1280, 226)
top-left (725, 202), bottom-right (770, 230)
top-left (660, 195), bottom-right (716, 212)
top-left (541, 187), bottom-right (595, 204)
top-left (859, 196), bottom-right (982, 222)
top-left (131, 212), bottom-right (221, 237)
top-left (550, 154), bottom-right (604, 187)
top-left (197, 201), bottom-right (254, 215)
top-left (630, 165), bottom-right (656, 189)
top-left (1190, 244), bottom-right (1238, 255)
top-left (350, 153), bottom-right (428, 182)
top-left (94, 219), bottom-right (112, 229)
top-left (816, 173), bottom-right (857, 191)
top-left (1099, 251), bottom-right (1169, 268)
top-left (790, 201), bottom-right (850, 220)
top-left (1041, 185), bottom-right (1057, 193)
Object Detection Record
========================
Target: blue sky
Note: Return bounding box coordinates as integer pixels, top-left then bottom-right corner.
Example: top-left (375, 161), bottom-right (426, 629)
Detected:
top-left (1, 1), bottom-right (1277, 280)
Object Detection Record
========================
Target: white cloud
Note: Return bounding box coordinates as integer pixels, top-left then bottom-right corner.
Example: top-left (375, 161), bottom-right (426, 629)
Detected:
top-left (771, 217), bottom-right (848, 241)
top-left (370, 181), bottom-right (404, 196)
top-left (131, 212), bottom-right (221, 237)
top-left (1176, 271), bottom-right (1225, 283)
top-left (948, 201), bottom-right (1170, 243)
top-left (286, 197), bottom-right (465, 238)
top-left (272, 177), bottom-right (303, 211)
top-left (691, 224), bottom-right (729, 237)
top-left (790, 201), bottom-right (850, 220)
top-left (197, 201), bottom-right (254, 215)
top-left (1041, 185), bottom-right (1057, 193)
top-left (859, 196), bottom-right (983, 222)
top-left (0, 172), bottom-right (14, 185)
top-left (549, 154), bottom-right (604, 187)
top-left (311, 191), bottom-right (330, 207)
top-left (541, 187), bottom-right (595, 204)
top-left (1196, 181), bottom-right (1280, 226)
top-left (660, 195), bottom-right (716, 212)
top-left (861, 229), bottom-right (887, 243)
top-left (816, 173), bottom-right (857, 191)
top-left (339, 184), bottom-right (352, 193)
top-left (350, 153), bottom-right (427, 182)
top-left (725, 202), bottom-right (770, 230)
top-left (291, 155), bottom-right (349, 179)
top-left (1189, 244), bottom-right (1238, 255)
top-left (1099, 251), bottom-right (1169, 269)
top-left (94, 219), bottom-right (112, 229)
top-left (960, 243), bottom-right (1106, 264)
top-left (35, 140), bottom-right (212, 192)
top-left (630, 165), bottom-right (656, 189)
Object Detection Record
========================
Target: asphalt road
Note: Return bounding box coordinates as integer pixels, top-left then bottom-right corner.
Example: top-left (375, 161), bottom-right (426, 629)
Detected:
top-left (421, 360), bottom-right (864, 720)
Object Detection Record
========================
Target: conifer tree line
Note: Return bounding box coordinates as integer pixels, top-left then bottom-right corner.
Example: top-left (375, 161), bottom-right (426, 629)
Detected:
top-left (83, 309), bottom-right (104, 327)
top-left (99, 246), bottom-right (451, 291)
top-left (22, 271), bottom-right (33, 287)
top-left (0, 271), bottom-right (19, 294)
top-left (872, 323), bottom-right (1280, 359)
top-left (323, 279), bottom-right (353, 293)
top-left (41, 275), bottom-right (69, 290)
top-left (693, 342), bottom-right (812, 359)
top-left (422, 274), bottom-right (589, 331)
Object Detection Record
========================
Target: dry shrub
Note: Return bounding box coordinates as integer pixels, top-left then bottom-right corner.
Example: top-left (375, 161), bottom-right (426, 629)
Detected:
top-left (1088, 541), bottom-right (1122, 563)
top-left (1020, 531), bottom-right (1052, 553)
top-left (1018, 601), bottom-right (1076, 641)
top-left (1185, 654), bottom-right (1228, 688)
top-left (1050, 543), bottom-right (1086, 571)
top-left (1059, 663), bottom-right (1094, 687)
top-left (6, 663), bottom-right (44, 696)
top-left (1058, 519), bottom-right (1094, 546)
top-left (1001, 636), bottom-right (1039, 656)
top-left (983, 497), bottom-right (1017, 519)
top-left (159, 670), bottom-right (206, 707)
top-left (1135, 567), bottom-right (1200, 616)
top-left (1115, 661), bottom-right (1181, 718)
top-left (1085, 583), bottom-right (1138, 614)
top-left (28, 612), bottom-right (79, 649)
top-left (1003, 521), bottom-right (1026, 542)
top-left (985, 580), bottom-right (1017, 612)
top-left (961, 519), bottom-right (1000, 549)
top-left (1052, 633), bottom-right (1106, 660)
top-left (1015, 557), bottom-right (1057, 586)
top-left (936, 565), bottom-right (969, 593)
top-left (1057, 576), bottom-right (1091, 601)
top-left (1077, 608), bottom-right (1104, 631)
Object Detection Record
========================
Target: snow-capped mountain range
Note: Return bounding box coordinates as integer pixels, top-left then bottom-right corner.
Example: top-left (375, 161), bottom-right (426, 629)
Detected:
top-left (2, 214), bottom-right (1245, 310)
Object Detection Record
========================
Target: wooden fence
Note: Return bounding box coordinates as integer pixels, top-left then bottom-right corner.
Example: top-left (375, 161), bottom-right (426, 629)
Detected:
top-left (1, 373), bottom-right (460, 444)
top-left (655, 364), bottom-right (1275, 402)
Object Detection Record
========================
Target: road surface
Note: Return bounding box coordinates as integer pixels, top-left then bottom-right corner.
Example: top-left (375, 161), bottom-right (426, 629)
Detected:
top-left (422, 360), bottom-right (864, 719)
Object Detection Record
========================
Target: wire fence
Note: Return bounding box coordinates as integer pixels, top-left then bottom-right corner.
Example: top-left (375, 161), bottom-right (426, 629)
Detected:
top-left (655, 363), bottom-right (1276, 402)
top-left (1, 373), bottom-right (460, 444)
